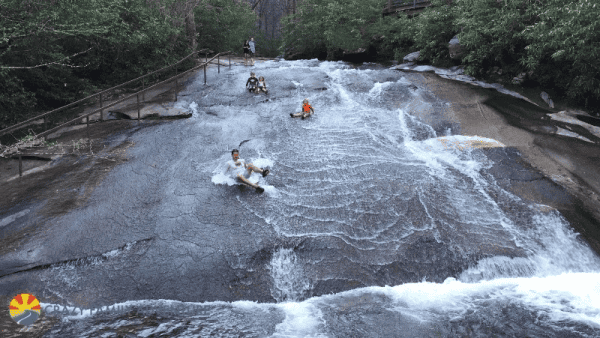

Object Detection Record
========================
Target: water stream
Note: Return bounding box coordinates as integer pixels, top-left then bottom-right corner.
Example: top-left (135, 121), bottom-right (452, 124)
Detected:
top-left (39, 59), bottom-right (600, 337)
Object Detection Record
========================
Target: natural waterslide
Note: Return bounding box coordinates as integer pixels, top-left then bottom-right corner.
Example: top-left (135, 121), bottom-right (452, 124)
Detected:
top-left (0, 59), bottom-right (599, 337)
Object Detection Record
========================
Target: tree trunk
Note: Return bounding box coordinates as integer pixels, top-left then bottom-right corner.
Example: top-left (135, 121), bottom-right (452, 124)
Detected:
top-left (185, 5), bottom-right (197, 52)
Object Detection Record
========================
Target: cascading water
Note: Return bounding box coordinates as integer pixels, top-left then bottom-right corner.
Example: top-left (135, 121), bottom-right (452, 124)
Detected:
top-left (269, 248), bottom-right (312, 303)
top-left (38, 59), bottom-right (600, 337)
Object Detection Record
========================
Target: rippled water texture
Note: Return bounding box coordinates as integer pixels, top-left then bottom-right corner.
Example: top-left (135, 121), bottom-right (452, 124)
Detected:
top-left (40, 59), bottom-right (600, 337)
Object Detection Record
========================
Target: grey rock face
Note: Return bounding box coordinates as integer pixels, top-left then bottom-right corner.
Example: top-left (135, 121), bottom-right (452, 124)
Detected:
top-left (449, 35), bottom-right (463, 59)
top-left (512, 72), bottom-right (527, 85)
top-left (541, 91), bottom-right (555, 108)
top-left (403, 51), bottom-right (420, 62)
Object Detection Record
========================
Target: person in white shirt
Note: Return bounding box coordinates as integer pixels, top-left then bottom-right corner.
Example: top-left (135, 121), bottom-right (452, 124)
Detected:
top-left (226, 149), bottom-right (269, 193)
top-left (248, 37), bottom-right (256, 66)
top-left (257, 76), bottom-right (268, 94)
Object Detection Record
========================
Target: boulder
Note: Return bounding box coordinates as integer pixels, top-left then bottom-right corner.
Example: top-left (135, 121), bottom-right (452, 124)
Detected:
top-left (512, 72), bottom-right (527, 85)
top-left (541, 91), bottom-right (555, 108)
top-left (448, 35), bottom-right (463, 59)
top-left (403, 51), bottom-right (420, 62)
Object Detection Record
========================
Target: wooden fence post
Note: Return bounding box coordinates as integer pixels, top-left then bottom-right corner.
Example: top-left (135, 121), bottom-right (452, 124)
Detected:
top-left (19, 154), bottom-right (22, 177)
top-left (229, 54), bottom-right (231, 69)
top-left (43, 116), bottom-right (48, 141)
top-left (137, 94), bottom-right (141, 121)
top-left (175, 79), bottom-right (178, 101)
top-left (204, 64), bottom-right (207, 84)
top-left (86, 116), bottom-right (90, 142)
top-left (218, 54), bottom-right (220, 73)
top-left (99, 93), bottom-right (104, 121)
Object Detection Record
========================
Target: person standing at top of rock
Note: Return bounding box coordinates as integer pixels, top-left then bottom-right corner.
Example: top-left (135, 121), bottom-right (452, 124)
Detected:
top-left (248, 37), bottom-right (256, 66)
top-left (243, 39), bottom-right (251, 66)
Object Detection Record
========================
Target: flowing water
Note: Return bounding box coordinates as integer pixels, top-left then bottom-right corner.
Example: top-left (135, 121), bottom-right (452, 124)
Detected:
top-left (38, 59), bottom-right (600, 337)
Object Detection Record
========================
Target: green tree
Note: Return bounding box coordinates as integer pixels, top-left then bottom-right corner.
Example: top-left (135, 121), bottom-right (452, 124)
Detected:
top-left (0, 0), bottom-right (193, 128)
top-left (194, 0), bottom-right (257, 53)
top-left (411, 0), bottom-right (458, 66)
top-left (369, 13), bottom-right (416, 61)
top-left (453, 0), bottom-right (600, 109)
top-left (454, 0), bottom-right (528, 76)
top-left (281, 0), bottom-right (386, 60)
top-left (519, 0), bottom-right (600, 104)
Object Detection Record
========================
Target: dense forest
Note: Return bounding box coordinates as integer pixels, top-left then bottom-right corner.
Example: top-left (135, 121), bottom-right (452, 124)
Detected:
top-left (1, 0), bottom-right (599, 130)
top-left (281, 0), bottom-right (600, 114)
top-left (0, 0), bottom-right (259, 129)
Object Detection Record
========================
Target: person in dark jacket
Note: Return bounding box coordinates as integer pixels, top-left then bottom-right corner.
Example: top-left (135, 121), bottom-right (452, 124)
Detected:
top-left (246, 72), bottom-right (259, 93)
top-left (243, 39), bottom-right (251, 66)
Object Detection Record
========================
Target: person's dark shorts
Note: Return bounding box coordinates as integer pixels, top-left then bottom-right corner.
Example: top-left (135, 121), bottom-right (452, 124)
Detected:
top-left (244, 48), bottom-right (250, 54)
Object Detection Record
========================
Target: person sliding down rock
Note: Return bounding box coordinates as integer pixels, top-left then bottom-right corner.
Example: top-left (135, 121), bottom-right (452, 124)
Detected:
top-left (257, 76), bottom-right (268, 94)
top-left (290, 98), bottom-right (315, 119)
top-left (246, 72), bottom-right (258, 93)
top-left (226, 149), bottom-right (270, 193)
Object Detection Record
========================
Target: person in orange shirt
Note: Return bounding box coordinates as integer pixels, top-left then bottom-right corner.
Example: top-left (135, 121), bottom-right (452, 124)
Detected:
top-left (290, 98), bottom-right (315, 119)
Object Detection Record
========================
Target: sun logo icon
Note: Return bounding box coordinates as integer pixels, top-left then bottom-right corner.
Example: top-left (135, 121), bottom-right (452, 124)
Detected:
top-left (9, 293), bottom-right (41, 326)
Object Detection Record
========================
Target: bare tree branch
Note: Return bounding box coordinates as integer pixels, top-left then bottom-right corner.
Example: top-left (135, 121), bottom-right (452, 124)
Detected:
top-left (1, 47), bottom-right (93, 69)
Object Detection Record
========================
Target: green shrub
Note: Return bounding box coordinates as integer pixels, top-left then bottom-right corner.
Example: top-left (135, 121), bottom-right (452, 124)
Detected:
top-left (251, 30), bottom-right (282, 58)
top-left (0, 71), bottom-right (36, 129)
top-left (281, 0), bottom-right (386, 60)
top-left (194, 0), bottom-right (257, 54)
top-left (0, 0), bottom-right (194, 128)
top-left (411, 0), bottom-right (458, 65)
top-left (454, 0), bottom-right (532, 78)
top-left (369, 14), bottom-right (416, 61)
top-left (452, 0), bottom-right (600, 109)
top-left (519, 0), bottom-right (600, 105)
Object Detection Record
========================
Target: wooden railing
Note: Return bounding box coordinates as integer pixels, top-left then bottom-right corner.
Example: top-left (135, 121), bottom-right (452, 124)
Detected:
top-left (1, 50), bottom-right (233, 177)
top-left (383, 0), bottom-right (432, 15)
top-left (0, 50), bottom-right (232, 142)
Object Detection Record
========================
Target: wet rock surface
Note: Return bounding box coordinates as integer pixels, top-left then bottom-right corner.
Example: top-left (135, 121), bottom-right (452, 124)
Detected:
top-left (405, 71), bottom-right (600, 254)
top-left (0, 59), bottom-right (599, 336)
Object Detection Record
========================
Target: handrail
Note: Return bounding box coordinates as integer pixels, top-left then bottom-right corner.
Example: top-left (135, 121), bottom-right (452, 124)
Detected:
top-left (384, 0), bottom-right (431, 13)
top-left (0, 49), bottom-right (212, 137)
top-left (34, 51), bottom-right (232, 140)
